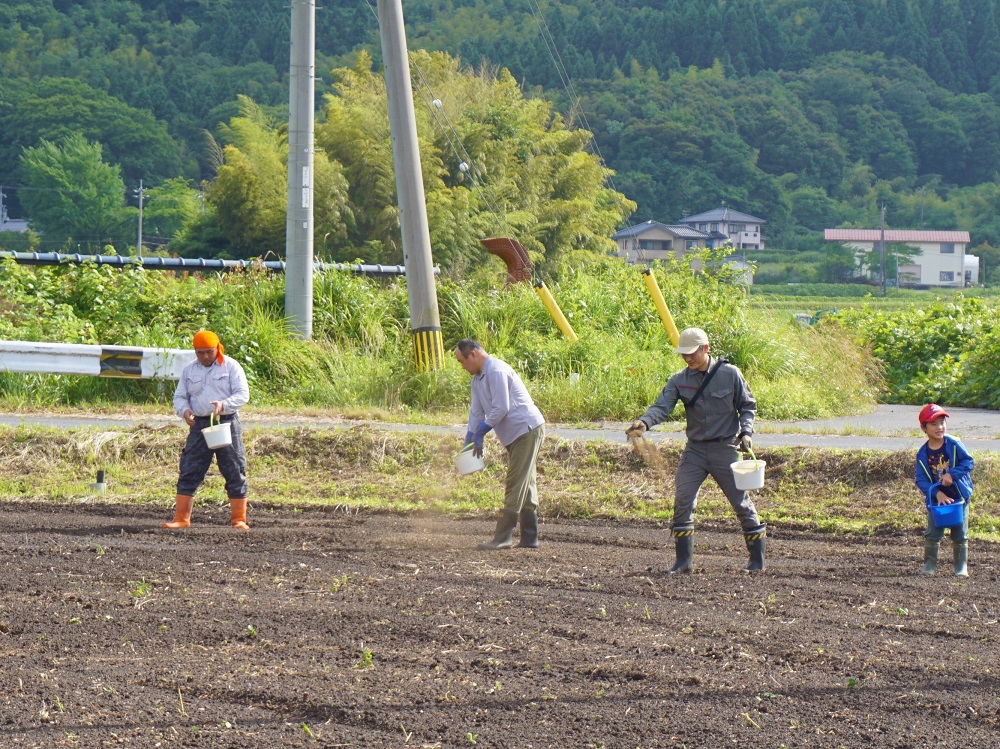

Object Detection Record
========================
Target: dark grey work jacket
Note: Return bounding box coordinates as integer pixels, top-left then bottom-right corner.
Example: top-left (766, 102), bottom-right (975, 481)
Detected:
top-left (638, 357), bottom-right (756, 442)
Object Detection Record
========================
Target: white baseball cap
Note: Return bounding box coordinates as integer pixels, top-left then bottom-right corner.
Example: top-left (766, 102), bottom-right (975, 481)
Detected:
top-left (674, 327), bottom-right (709, 355)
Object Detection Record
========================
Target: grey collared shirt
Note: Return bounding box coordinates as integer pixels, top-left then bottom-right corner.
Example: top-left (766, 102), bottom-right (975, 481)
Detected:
top-left (639, 357), bottom-right (755, 442)
top-left (468, 355), bottom-right (544, 447)
top-left (173, 357), bottom-right (250, 418)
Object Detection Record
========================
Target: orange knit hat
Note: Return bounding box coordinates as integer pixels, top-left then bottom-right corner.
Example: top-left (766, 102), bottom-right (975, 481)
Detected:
top-left (192, 330), bottom-right (225, 364)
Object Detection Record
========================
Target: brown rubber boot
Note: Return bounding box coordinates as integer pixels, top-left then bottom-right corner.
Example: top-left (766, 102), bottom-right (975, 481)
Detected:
top-left (163, 495), bottom-right (193, 529)
top-left (230, 498), bottom-right (250, 530)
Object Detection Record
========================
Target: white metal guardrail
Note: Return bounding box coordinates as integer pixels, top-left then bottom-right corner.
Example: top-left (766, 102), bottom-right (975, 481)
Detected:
top-left (0, 340), bottom-right (195, 379)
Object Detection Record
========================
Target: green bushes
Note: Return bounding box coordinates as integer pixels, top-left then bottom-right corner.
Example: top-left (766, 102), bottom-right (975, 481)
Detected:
top-left (0, 252), bottom-right (881, 420)
top-left (825, 296), bottom-right (1000, 408)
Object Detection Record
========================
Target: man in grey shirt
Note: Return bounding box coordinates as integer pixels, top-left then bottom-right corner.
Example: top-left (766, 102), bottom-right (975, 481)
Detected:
top-left (165, 330), bottom-right (251, 530)
top-left (456, 338), bottom-right (546, 550)
top-left (626, 327), bottom-right (766, 573)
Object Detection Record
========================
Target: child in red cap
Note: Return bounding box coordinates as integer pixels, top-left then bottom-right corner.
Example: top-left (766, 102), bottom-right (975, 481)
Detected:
top-left (915, 404), bottom-right (974, 576)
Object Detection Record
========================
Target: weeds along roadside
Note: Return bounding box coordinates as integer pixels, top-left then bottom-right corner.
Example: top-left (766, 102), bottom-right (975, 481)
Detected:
top-left (0, 252), bottom-right (880, 421)
top-left (2, 424), bottom-right (998, 541)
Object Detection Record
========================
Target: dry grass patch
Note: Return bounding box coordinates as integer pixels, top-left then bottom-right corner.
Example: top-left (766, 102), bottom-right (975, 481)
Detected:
top-left (1, 424), bottom-right (999, 538)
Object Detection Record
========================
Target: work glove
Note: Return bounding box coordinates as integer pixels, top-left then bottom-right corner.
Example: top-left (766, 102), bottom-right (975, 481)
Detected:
top-left (737, 433), bottom-right (753, 453)
top-left (472, 421), bottom-right (492, 458)
top-left (625, 420), bottom-right (647, 440)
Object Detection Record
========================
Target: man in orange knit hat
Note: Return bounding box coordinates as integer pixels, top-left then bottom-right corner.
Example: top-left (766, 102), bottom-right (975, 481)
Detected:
top-left (165, 330), bottom-right (252, 530)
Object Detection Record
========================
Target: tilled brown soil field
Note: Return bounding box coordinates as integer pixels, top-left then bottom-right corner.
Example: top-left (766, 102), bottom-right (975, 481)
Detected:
top-left (1, 502), bottom-right (998, 749)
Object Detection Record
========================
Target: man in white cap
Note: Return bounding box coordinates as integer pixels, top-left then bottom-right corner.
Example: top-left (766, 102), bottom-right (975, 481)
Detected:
top-left (626, 327), bottom-right (766, 573)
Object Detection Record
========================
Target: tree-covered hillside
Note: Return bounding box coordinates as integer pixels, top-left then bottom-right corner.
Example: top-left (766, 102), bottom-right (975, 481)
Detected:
top-left (3, 0), bottom-right (1000, 275)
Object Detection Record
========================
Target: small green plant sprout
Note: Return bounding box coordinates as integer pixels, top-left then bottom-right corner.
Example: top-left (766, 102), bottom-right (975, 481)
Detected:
top-left (596, 607), bottom-right (607, 619)
top-left (847, 677), bottom-right (859, 688)
top-left (354, 647), bottom-right (374, 670)
top-left (245, 624), bottom-right (257, 638)
top-left (485, 681), bottom-right (502, 695)
top-left (329, 574), bottom-right (350, 593)
top-left (400, 723), bottom-right (413, 742)
top-left (69, 616), bottom-right (81, 624)
top-left (466, 733), bottom-right (477, 745)
top-left (302, 723), bottom-right (315, 739)
top-left (127, 580), bottom-right (152, 597)
top-left (93, 544), bottom-right (105, 556)
top-left (641, 605), bottom-right (652, 621)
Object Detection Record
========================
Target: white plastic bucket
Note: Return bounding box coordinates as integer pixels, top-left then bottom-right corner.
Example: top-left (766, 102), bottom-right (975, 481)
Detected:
top-left (455, 445), bottom-right (485, 475)
top-left (202, 415), bottom-right (233, 450)
top-left (731, 459), bottom-right (765, 490)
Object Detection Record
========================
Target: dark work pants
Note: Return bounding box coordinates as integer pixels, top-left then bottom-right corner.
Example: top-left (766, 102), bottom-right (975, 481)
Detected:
top-left (673, 440), bottom-right (759, 531)
top-left (176, 414), bottom-right (248, 498)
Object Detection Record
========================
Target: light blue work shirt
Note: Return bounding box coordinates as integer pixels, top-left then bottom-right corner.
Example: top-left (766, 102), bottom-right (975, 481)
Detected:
top-left (468, 355), bottom-right (544, 447)
top-left (173, 356), bottom-right (250, 418)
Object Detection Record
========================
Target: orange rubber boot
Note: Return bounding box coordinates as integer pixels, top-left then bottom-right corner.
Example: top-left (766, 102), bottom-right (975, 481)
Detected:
top-left (230, 498), bottom-right (250, 530)
top-left (163, 495), bottom-right (193, 529)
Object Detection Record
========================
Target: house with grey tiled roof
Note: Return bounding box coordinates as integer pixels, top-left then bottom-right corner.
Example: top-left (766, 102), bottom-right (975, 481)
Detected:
top-left (612, 220), bottom-right (710, 264)
top-left (679, 204), bottom-right (765, 249)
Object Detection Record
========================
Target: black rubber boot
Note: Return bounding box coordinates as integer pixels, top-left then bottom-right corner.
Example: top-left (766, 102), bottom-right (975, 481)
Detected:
top-left (742, 524), bottom-right (767, 572)
top-left (921, 539), bottom-right (939, 575)
top-left (953, 541), bottom-right (968, 577)
top-left (477, 510), bottom-right (519, 550)
top-left (516, 509), bottom-right (539, 548)
top-left (667, 526), bottom-right (694, 574)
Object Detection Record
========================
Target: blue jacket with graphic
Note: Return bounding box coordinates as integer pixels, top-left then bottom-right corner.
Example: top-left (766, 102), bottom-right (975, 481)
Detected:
top-left (915, 435), bottom-right (974, 504)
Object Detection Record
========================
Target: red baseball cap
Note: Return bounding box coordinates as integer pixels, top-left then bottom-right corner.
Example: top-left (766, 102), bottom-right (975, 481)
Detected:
top-left (918, 403), bottom-right (949, 425)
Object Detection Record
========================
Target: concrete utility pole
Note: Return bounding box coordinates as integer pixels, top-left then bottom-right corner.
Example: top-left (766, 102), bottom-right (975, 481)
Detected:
top-left (879, 204), bottom-right (887, 297)
top-left (134, 180), bottom-right (145, 257)
top-left (285, 0), bottom-right (316, 339)
top-left (377, 0), bottom-right (444, 371)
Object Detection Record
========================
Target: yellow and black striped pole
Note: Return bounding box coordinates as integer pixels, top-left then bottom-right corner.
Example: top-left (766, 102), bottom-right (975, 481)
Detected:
top-left (412, 326), bottom-right (445, 372)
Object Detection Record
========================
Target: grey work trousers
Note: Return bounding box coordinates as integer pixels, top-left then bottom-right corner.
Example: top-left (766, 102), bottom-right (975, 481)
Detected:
top-left (673, 440), bottom-right (760, 530)
top-left (503, 424), bottom-right (545, 514)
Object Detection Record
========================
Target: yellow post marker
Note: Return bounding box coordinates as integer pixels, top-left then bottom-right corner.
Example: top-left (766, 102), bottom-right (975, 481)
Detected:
top-left (534, 281), bottom-right (579, 342)
top-left (641, 269), bottom-right (679, 348)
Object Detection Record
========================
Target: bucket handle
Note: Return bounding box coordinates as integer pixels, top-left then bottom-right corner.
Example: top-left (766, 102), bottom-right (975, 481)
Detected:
top-left (925, 481), bottom-right (960, 509)
top-left (209, 412), bottom-right (220, 428)
top-left (742, 445), bottom-right (759, 467)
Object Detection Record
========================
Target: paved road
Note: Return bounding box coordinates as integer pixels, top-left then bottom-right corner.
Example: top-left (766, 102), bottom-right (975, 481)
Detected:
top-left (3, 404), bottom-right (1000, 452)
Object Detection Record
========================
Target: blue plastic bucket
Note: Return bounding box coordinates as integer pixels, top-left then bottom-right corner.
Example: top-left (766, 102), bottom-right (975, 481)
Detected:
top-left (926, 482), bottom-right (964, 528)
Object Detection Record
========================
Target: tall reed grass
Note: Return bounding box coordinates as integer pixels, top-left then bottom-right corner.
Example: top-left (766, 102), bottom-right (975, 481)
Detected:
top-left (0, 251), bottom-right (880, 420)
